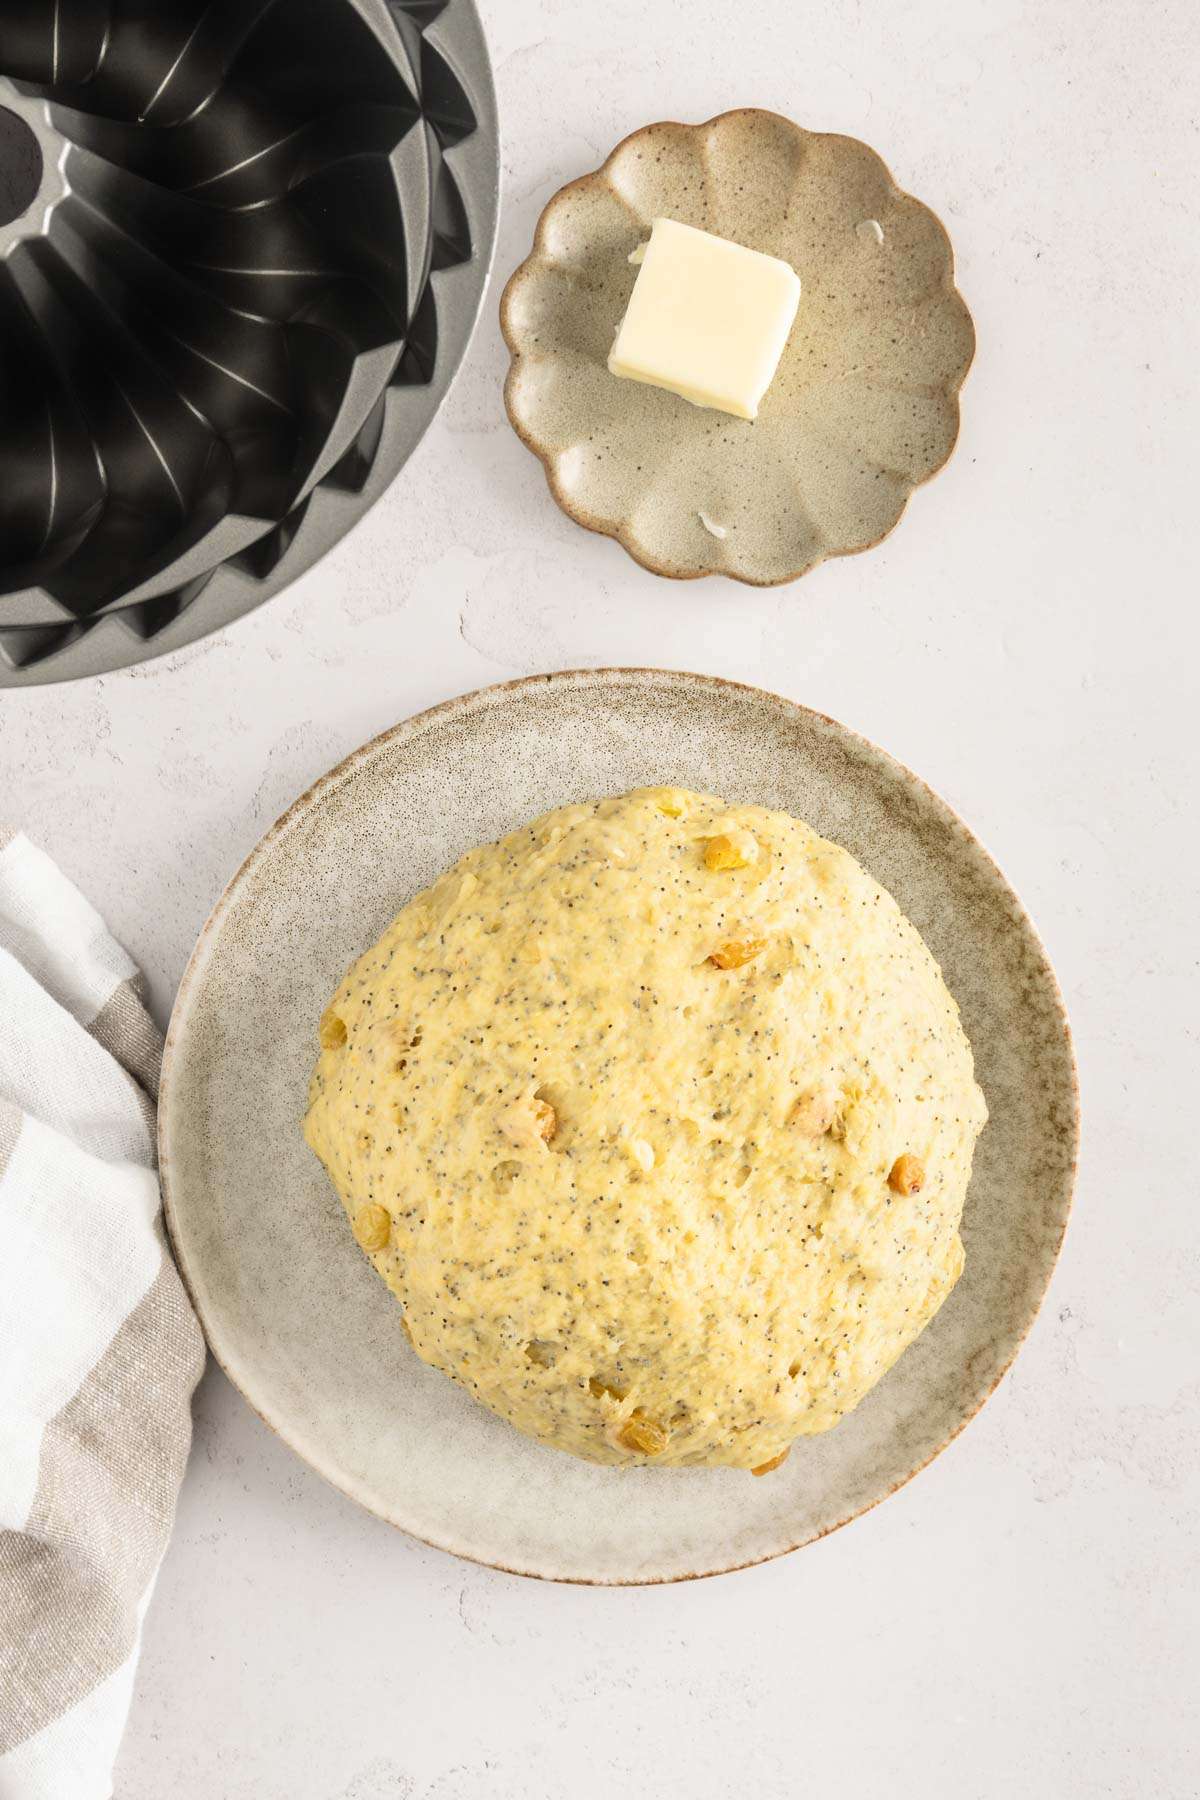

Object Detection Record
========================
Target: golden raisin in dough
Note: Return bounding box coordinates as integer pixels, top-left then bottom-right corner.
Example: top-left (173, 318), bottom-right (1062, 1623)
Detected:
top-left (705, 831), bottom-right (756, 872)
top-left (532, 1098), bottom-right (557, 1142)
top-left (618, 1413), bottom-right (670, 1457)
top-left (319, 1010), bottom-right (347, 1050)
top-left (353, 1203), bottom-right (391, 1252)
top-left (708, 937), bottom-right (767, 970)
top-left (888, 1153), bottom-right (926, 1196)
top-left (304, 788), bottom-right (987, 1471)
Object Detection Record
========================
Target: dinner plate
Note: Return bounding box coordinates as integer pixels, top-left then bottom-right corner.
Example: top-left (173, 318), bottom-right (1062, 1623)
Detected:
top-left (160, 670), bottom-right (1077, 1583)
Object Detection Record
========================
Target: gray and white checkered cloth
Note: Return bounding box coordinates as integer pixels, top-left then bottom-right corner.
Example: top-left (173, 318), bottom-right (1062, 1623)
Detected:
top-left (0, 834), bottom-right (204, 1800)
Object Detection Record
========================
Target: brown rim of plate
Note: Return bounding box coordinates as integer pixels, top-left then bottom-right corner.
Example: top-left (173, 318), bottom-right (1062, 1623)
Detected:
top-left (158, 668), bottom-right (1077, 1584)
top-left (499, 110), bottom-right (976, 587)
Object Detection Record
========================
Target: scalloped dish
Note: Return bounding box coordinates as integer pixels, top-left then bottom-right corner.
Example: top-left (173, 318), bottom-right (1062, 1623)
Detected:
top-left (501, 110), bottom-right (975, 585)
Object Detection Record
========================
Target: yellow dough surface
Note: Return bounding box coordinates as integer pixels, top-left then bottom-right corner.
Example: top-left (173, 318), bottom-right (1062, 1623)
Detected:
top-left (304, 788), bottom-right (987, 1472)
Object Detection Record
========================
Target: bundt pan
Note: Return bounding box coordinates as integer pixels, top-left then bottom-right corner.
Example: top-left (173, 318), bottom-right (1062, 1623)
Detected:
top-left (0, 0), bottom-right (498, 686)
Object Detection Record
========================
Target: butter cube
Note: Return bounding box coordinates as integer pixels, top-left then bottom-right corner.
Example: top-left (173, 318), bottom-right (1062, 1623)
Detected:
top-left (608, 217), bottom-right (801, 421)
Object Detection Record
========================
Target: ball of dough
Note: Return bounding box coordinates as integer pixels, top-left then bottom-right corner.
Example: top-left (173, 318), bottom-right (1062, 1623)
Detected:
top-left (304, 788), bottom-right (987, 1471)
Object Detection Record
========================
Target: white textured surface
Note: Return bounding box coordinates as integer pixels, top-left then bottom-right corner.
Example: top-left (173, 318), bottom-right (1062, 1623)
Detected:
top-left (2, 0), bottom-right (1197, 1792)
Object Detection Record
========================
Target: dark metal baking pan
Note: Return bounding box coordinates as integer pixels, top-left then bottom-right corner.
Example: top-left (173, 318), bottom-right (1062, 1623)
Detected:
top-left (0, 0), bottom-right (499, 685)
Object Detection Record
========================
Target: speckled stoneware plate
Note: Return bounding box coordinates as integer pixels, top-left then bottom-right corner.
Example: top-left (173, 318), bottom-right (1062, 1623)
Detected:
top-left (160, 670), bottom-right (1076, 1583)
top-left (501, 111), bottom-right (974, 585)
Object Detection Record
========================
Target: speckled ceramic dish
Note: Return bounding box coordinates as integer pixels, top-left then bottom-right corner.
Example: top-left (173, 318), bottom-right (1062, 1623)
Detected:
top-left (160, 670), bottom-right (1076, 1583)
top-left (501, 111), bottom-right (974, 585)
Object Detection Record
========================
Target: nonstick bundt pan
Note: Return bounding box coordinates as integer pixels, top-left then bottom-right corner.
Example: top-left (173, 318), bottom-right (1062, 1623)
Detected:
top-left (0, 0), bottom-right (498, 686)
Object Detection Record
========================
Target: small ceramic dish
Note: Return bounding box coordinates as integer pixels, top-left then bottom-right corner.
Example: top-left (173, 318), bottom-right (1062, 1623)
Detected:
top-left (501, 110), bottom-right (974, 585)
top-left (160, 670), bottom-right (1076, 1584)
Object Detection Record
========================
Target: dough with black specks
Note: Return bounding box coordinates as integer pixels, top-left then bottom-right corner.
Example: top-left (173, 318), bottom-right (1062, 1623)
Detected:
top-left (304, 788), bottom-right (987, 1471)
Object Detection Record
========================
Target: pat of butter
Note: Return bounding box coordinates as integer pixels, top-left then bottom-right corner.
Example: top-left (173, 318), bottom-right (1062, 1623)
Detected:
top-left (608, 217), bottom-right (801, 422)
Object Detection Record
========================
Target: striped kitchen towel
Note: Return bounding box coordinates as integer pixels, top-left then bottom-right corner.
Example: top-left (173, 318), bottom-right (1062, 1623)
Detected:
top-left (0, 834), bottom-right (204, 1800)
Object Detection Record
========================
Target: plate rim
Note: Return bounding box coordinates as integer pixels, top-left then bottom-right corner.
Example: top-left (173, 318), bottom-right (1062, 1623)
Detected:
top-left (159, 667), bottom-right (1079, 1583)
